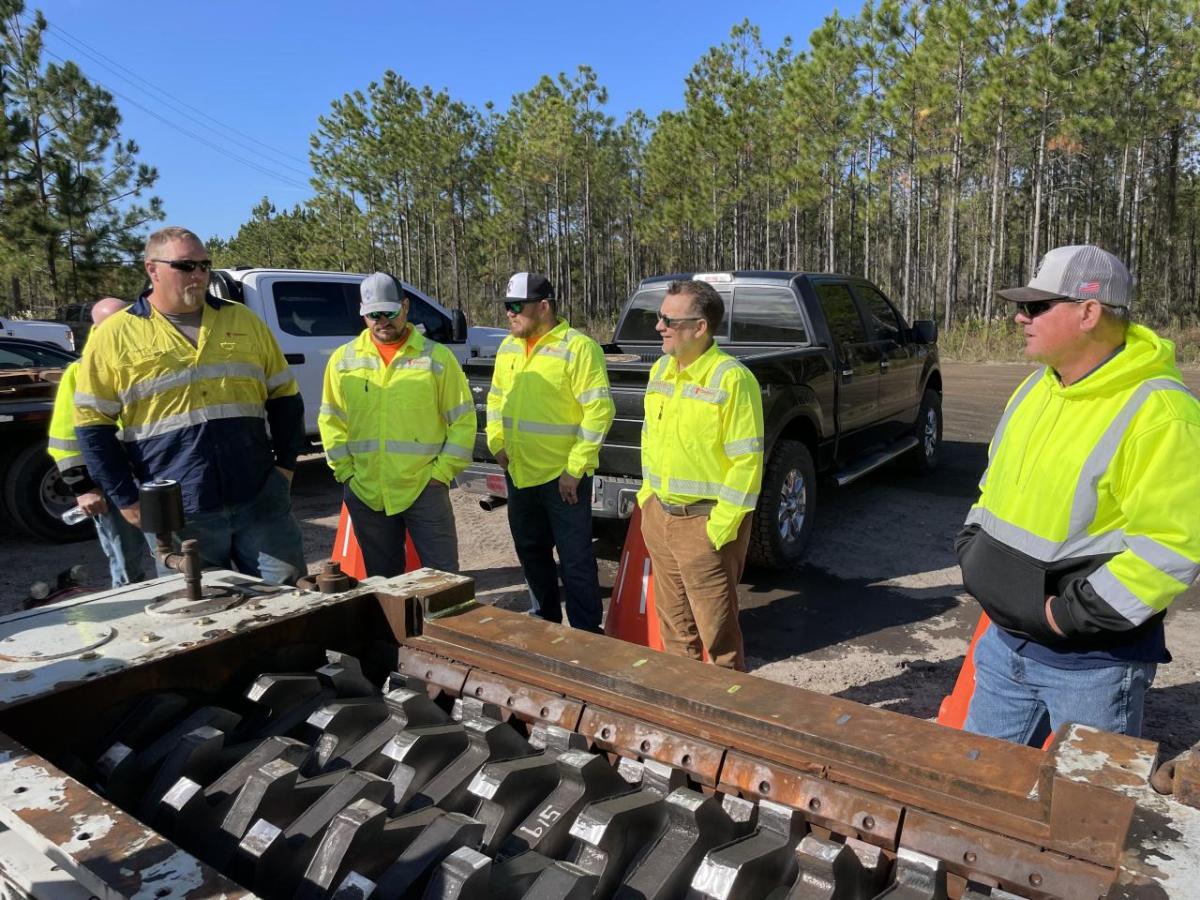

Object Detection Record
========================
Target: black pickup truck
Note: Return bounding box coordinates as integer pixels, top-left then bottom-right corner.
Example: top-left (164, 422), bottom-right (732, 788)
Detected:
top-left (458, 271), bottom-right (942, 569)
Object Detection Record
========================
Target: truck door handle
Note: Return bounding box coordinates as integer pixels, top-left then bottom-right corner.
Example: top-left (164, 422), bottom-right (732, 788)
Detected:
top-left (841, 368), bottom-right (853, 378)
top-left (285, 353), bottom-right (306, 365)
top-left (880, 360), bottom-right (890, 370)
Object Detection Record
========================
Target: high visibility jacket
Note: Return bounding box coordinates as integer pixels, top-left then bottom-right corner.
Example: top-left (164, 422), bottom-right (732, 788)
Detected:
top-left (319, 328), bottom-right (474, 514)
top-left (486, 318), bottom-right (615, 489)
top-left (47, 362), bottom-right (98, 496)
top-left (958, 324), bottom-right (1200, 655)
top-left (75, 293), bottom-right (304, 513)
top-left (636, 343), bottom-right (764, 550)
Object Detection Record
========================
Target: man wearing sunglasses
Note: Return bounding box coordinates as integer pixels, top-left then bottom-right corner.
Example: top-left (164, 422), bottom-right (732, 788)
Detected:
top-left (318, 272), bottom-right (473, 576)
top-left (75, 226), bottom-right (307, 584)
top-left (636, 279), bottom-right (764, 671)
top-left (487, 272), bottom-right (614, 632)
top-left (957, 244), bottom-right (1200, 745)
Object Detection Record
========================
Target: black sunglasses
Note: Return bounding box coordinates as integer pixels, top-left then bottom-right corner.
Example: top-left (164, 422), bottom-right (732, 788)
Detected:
top-left (152, 258), bottom-right (212, 273)
top-left (1015, 298), bottom-right (1085, 319)
top-left (656, 311), bottom-right (703, 329)
top-left (365, 309), bottom-right (401, 321)
top-left (504, 300), bottom-right (537, 314)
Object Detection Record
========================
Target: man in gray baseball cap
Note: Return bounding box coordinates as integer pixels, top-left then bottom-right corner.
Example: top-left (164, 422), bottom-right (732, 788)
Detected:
top-left (955, 244), bottom-right (1200, 746)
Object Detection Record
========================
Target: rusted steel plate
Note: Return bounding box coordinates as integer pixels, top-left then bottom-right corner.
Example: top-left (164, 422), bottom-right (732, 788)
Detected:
top-left (0, 732), bottom-right (249, 899)
top-left (394, 644), bottom-right (470, 700)
top-left (461, 669), bottom-right (584, 733)
top-left (901, 809), bottom-right (1115, 900)
top-left (718, 751), bottom-right (902, 850)
top-left (578, 705), bottom-right (725, 787)
top-left (411, 605), bottom-right (1151, 864)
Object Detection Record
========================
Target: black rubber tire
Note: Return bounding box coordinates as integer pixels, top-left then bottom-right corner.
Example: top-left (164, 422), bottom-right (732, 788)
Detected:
top-left (3, 440), bottom-right (91, 542)
top-left (907, 388), bottom-right (943, 474)
top-left (749, 439), bottom-right (817, 569)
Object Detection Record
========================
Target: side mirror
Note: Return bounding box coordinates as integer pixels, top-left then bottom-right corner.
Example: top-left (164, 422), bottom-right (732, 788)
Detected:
top-left (911, 319), bottom-right (937, 344)
top-left (450, 309), bottom-right (467, 344)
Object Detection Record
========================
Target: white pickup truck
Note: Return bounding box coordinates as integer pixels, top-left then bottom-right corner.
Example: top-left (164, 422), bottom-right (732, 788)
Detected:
top-left (209, 268), bottom-right (507, 436)
top-left (0, 315), bottom-right (74, 351)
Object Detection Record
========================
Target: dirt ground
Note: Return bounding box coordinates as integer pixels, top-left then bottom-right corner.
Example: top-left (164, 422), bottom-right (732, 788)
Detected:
top-left (3, 361), bottom-right (1198, 760)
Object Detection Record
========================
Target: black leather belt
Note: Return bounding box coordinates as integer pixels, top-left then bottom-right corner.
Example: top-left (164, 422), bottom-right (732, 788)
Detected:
top-left (657, 497), bottom-right (717, 517)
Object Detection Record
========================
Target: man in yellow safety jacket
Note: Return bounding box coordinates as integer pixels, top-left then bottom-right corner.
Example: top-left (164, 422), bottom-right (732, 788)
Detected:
top-left (75, 226), bottom-right (306, 584)
top-left (487, 272), bottom-right (615, 631)
top-left (47, 298), bottom-right (149, 587)
top-left (319, 272), bottom-right (474, 576)
top-left (958, 245), bottom-right (1200, 744)
top-left (637, 278), bottom-right (764, 670)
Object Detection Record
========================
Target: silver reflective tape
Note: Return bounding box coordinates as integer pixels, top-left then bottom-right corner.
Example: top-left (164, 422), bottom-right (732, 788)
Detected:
top-left (266, 370), bottom-right (294, 391)
top-left (47, 436), bottom-right (78, 451)
top-left (718, 485), bottom-right (758, 507)
top-left (578, 426), bottom-right (605, 443)
top-left (75, 391), bottom-right (122, 416)
top-left (486, 409), bottom-right (502, 424)
top-left (1126, 534), bottom-right (1200, 586)
top-left (681, 384), bottom-right (728, 404)
top-left (120, 362), bottom-right (266, 405)
top-left (326, 444), bottom-right (351, 460)
top-left (336, 355), bottom-right (381, 371)
top-left (384, 440), bottom-right (443, 455)
top-left (1087, 565), bottom-right (1156, 627)
top-left (119, 403), bottom-right (264, 442)
top-left (319, 403), bottom-right (346, 421)
top-left (55, 454), bottom-right (84, 472)
top-left (709, 358), bottom-right (741, 389)
top-left (577, 387), bottom-right (611, 404)
top-left (441, 444), bottom-right (473, 461)
top-left (669, 478), bottom-right (722, 497)
top-left (647, 380), bottom-right (674, 397)
top-left (497, 343), bottom-right (522, 356)
top-left (519, 420), bottom-right (579, 436)
top-left (965, 506), bottom-right (1125, 562)
top-left (488, 386), bottom-right (505, 399)
top-left (724, 436), bottom-right (764, 456)
top-left (1069, 379), bottom-right (1195, 536)
top-left (443, 402), bottom-right (473, 423)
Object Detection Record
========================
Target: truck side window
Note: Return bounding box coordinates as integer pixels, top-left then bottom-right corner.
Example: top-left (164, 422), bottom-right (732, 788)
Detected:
top-left (855, 286), bottom-right (904, 344)
top-left (615, 287), bottom-right (668, 342)
top-left (731, 285), bottom-right (807, 343)
top-left (273, 281), bottom-right (361, 336)
top-left (402, 290), bottom-right (452, 343)
top-left (814, 283), bottom-right (868, 359)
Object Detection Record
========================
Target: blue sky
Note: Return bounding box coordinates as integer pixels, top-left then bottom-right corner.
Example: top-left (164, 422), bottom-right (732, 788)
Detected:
top-left (31, 1), bottom-right (839, 243)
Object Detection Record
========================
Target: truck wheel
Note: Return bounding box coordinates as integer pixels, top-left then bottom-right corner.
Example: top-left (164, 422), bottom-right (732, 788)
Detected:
top-left (4, 442), bottom-right (91, 543)
top-left (749, 439), bottom-right (817, 569)
top-left (907, 389), bottom-right (943, 474)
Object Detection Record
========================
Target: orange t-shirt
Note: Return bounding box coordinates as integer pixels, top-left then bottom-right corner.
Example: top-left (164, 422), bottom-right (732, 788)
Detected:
top-left (372, 326), bottom-right (411, 365)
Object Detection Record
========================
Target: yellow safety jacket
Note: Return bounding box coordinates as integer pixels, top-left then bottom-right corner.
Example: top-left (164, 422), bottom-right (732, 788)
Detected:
top-left (319, 328), bottom-right (474, 515)
top-left (637, 343), bottom-right (764, 550)
top-left (958, 324), bottom-right (1200, 653)
top-left (46, 361), bottom-right (102, 498)
top-left (486, 318), bottom-right (615, 489)
top-left (74, 293), bottom-right (303, 512)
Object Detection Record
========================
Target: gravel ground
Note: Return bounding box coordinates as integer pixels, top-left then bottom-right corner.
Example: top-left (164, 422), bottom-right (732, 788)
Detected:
top-left (3, 361), bottom-right (1198, 759)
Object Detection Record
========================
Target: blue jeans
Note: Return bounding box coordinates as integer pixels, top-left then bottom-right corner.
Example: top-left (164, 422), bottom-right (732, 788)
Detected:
top-left (506, 472), bottom-right (602, 633)
top-left (145, 469), bottom-right (306, 585)
top-left (964, 625), bottom-right (1157, 746)
top-left (94, 505), bottom-right (150, 588)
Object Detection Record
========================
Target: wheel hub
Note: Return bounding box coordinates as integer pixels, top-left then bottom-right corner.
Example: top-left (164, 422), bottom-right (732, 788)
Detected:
top-left (776, 468), bottom-right (807, 542)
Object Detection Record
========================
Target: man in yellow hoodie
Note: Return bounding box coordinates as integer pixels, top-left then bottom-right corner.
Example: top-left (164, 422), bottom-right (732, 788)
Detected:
top-left (958, 245), bottom-right (1200, 744)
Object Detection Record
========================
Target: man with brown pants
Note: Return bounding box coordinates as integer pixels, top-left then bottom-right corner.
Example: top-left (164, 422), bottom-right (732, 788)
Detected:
top-left (636, 278), bottom-right (765, 670)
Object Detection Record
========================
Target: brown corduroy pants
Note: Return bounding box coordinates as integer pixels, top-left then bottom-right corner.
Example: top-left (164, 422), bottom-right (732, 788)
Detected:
top-left (640, 496), bottom-right (751, 671)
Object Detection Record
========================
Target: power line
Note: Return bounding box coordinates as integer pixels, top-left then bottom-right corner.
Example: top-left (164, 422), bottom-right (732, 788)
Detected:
top-left (36, 14), bottom-right (315, 177)
top-left (34, 41), bottom-right (312, 192)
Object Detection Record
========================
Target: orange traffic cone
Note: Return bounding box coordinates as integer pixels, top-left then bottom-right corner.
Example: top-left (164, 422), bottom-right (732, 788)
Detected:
top-left (605, 505), bottom-right (664, 650)
top-left (937, 612), bottom-right (992, 729)
top-left (330, 503), bottom-right (420, 579)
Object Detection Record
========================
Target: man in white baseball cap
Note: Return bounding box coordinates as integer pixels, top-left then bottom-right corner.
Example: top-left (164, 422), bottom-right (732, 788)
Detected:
top-left (957, 245), bottom-right (1200, 745)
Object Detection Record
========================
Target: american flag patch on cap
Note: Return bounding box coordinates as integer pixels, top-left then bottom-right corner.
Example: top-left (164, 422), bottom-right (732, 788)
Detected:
top-left (1076, 280), bottom-right (1101, 295)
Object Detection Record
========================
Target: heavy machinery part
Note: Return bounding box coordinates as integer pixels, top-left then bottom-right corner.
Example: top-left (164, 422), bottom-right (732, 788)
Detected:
top-left (0, 569), bottom-right (1198, 899)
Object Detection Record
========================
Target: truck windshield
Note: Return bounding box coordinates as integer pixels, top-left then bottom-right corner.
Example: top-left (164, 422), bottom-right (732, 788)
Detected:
top-left (616, 284), bottom-right (731, 343)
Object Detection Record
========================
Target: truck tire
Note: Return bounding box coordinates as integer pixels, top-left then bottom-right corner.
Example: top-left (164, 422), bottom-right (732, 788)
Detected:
top-left (749, 439), bottom-right (817, 569)
top-left (907, 388), bottom-right (943, 474)
top-left (4, 441), bottom-right (91, 543)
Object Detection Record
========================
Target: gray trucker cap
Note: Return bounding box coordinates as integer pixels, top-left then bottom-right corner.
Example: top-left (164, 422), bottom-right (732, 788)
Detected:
top-left (359, 272), bottom-right (404, 315)
top-left (997, 245), bottom-right (1132, 307)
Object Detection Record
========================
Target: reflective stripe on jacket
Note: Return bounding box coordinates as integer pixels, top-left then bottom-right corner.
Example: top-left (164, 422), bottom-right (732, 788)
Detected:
top-left (486, 318), bottom-right (615, 489)
top-left (74, 293), bottom-right (303, 512)
top-left (959, 324), bottom-right (1200, 649)
top-left (319, 328), bottom-right (473, 514)
top-left (47, 362), bottom-right (97, 496)
top-left (636, 343), bottom-right (764, 550)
